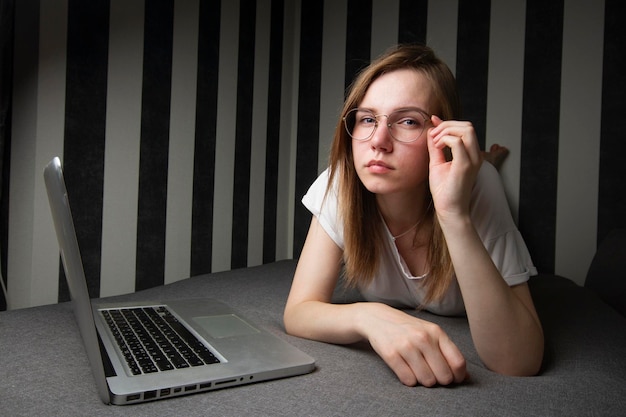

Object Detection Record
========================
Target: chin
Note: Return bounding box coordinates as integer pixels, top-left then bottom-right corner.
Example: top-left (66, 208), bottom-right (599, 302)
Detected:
top-left (360, 178), bottom-right (393, 195)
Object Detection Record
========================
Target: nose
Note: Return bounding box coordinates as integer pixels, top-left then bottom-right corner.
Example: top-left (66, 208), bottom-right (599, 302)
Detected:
top-left (369, 118), bottom-right (393, 152)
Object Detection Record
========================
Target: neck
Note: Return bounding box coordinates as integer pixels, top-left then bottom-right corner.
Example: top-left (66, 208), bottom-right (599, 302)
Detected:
top-left (377, 190), bottom-right (431, 239)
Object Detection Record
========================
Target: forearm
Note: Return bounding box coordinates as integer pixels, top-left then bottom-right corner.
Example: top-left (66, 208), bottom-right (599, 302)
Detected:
top-left (284, 299), bottom-right (428, 348)
top-left (440, 216), bottom-right (544, 375)
top-left (284, 300), bottom-right (369, 345)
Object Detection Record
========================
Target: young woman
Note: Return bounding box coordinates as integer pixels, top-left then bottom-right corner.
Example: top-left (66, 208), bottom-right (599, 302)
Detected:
top-left (283, 44), bottom-right (544, 387)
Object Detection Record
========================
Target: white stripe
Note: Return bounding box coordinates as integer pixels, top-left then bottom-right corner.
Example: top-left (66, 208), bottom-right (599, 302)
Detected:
top-left (9, 0), bottom-right (68, 309)
top-left (32, 0), bottom-right (68, 307)
top-left (276, 0), bottom-right (301, 260)
top-left (212, 0), bottom-right (240, 271)
top-left (165, 0), bottom-right (199, 282)
top-left (486, 0), bottom-right (526, 222)
top-left (555, 0), bottom-right (604, 286)
top-left (248, 0), bottom-right (271, 266)
top-left (426, 0), bottom-right (458, 74)
top-left (100, 0), bottom-right (144, 297)
top-left (318, 0), bottom-right (347, 174)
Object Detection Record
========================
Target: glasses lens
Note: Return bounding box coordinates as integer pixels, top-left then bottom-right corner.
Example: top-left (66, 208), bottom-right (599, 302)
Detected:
top-left (344, 109), bottom-right (376, 141)
top-left (387, 109), bottom-right (428, 142)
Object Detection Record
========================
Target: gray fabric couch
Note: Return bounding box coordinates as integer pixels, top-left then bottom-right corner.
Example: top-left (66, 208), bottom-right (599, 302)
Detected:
top-left (1, 257), bottom-right (625, 416)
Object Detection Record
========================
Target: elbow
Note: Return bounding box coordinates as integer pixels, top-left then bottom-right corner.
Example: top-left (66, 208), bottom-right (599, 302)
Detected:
top-left (283, 308), bottom-right (294, 335)
top-left (486, 341), bottom-right (544, 377)
top-left (282, 304), bottom-right (301, 337)
top-left (495, 358), bottom-right (543, 377)
top-left (283, 314), bottom-right (295, 336)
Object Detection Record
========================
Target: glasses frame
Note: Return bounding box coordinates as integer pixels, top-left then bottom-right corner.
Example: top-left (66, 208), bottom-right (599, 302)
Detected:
top-left (342, 107), bottom-right (432, 143)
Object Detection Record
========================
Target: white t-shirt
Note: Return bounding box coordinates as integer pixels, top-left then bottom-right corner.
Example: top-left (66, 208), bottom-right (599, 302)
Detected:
top-left (302, 162), bottom-right (537, 316)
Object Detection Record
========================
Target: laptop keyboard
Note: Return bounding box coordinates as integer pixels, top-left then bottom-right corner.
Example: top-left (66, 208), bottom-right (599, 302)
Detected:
top-left (101, 306), bottom-right (220, 375)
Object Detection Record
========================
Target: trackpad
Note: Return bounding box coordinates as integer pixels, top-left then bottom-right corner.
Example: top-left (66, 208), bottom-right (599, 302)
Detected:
top-left (193, 314), bottom-right (259, 338)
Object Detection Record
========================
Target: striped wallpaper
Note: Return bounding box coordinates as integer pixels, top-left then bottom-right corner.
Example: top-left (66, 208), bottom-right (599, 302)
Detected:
top-left (2, 0), bottom-right (625, 310)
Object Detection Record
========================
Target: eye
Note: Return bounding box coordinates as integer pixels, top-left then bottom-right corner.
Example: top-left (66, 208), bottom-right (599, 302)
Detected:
top-left (392, 111), bottom-right (426, 130)
top-left (356, 112), bottom-right (377, 126)
top-left (398, 118), bottom-right (421, 127)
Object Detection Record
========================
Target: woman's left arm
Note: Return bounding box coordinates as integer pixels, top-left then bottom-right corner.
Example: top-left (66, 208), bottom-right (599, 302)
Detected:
top-left (437, 218), bottom-right (543, 375)
top-left (427, 117), bottom-right (544, 375)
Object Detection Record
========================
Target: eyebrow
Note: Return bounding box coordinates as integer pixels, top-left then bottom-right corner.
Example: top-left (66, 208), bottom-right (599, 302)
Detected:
top-left (356, 106), bottom-right (431, 116)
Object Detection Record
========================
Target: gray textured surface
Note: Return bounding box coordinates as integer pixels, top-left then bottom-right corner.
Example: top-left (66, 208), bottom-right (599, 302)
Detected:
top-left (1, 260), bottom-right (625, 416)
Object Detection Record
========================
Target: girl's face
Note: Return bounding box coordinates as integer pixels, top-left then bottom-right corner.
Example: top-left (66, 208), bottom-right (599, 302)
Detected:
top-left (351, 69), bottom-right (435, 198)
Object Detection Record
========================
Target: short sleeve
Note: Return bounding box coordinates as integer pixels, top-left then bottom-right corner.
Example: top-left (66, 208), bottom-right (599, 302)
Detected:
top-left (301, 169), bottom-right (345, 249)
top-left (470, 163), bottom-right (538, 286)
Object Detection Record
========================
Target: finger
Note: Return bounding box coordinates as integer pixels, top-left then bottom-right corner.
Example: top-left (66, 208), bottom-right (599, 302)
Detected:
top-left (412, 324), bottom-right (465, 386)
top-left (405, 351), bottom-right (439, 387)
top-left (428, 117), bottom-right (470, 140)
top-left (416, 352), bottom-right (454, 386)
top-left (450, 127), bottom-right (482, 164)
top-left (430, 114), bottom-right (444, 127)
top-left (437, 130), bottom-right (481, 171)
top-left (381, 351), bottom-right (420, 387)
top-left (413, 334), bottom-right (459, 386)
top-left (379, 341), bottom-right (438, 387)
top-left (427, 116), bottom-right (448, 167)
top-left (401, 326), bottom-right (456, 387)
top-left (427, 114), bottom-right (444, 136)
top-left (439, 336), bottom-right (467, 384)
top-left (430, 121), bottom-right (477, 147)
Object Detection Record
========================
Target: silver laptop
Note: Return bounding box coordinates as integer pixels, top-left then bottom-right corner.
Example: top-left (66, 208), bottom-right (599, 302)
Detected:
top-left (44, 157), bottom-right (315, 405)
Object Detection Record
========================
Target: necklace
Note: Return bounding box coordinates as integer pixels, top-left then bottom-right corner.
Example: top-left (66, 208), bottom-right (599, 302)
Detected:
top-left (390, 201), bottom-right (433, 241)
top-left (392, 219), bottom-right (423, 241)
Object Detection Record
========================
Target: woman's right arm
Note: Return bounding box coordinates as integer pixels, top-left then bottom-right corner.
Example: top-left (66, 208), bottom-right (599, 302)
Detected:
top-left (284, 216), bottom-right (365, 344)
top-left (284, 216), bottom-right (467, 387)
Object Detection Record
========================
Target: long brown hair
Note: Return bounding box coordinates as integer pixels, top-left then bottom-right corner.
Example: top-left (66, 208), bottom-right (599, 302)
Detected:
top-left (327, 44), bottom-right (461, 306)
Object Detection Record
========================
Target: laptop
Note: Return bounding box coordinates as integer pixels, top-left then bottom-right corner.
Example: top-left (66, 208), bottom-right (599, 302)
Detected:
top-left (43, 157), bottom-right (315, 405)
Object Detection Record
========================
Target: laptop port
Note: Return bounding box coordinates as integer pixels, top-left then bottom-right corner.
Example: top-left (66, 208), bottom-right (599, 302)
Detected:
top-left (199, 382), bottom-right (212, 389)
top-left (184, 384), bottom-right (197, 392)
top-left (215, 378), bottom-right (237, 386)
top-left (160, 388), bottom-right (171, 396)
top-left (144, 390), bottom-right (157, 400)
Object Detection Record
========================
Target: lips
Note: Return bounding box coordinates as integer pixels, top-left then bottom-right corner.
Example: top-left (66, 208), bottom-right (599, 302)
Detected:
top-left (365, 160), bottom-right (394, 174)
top-left (366, 160), bottom-right (392, 169)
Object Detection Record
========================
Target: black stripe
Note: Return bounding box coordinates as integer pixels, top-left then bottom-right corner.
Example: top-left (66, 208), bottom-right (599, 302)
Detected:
top-left (598, 0), bottom-right (626, 246)
top-left (135, 0), bottom-right (174, 291)
top-left (191, 0), bottom-right (221, 276)
top-left (263, 0), bottom-right (284, 264)
top-left (231, 0), bottom-right (257, 269)
top-left (344, 0), bottom-right (372, 92)
top-left (518, 0), bottom-right (564, 274)
top-left (455, 0), bottom-right (490, 147)
top-left (1, 0), bottom-right (15, 311)
top-left (0, 133), bottom-right (8, 311)
top-left (398, 0), bottom-right (428, 45)
top-left (293, 0), bottom-right (324, 257)
top-left (62, 0), bottom-right (110, 301)
top-left (0, 139), bottom-right (8, 312)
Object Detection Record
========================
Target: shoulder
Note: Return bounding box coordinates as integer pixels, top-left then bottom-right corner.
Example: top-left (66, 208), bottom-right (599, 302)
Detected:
top-left (302, 168), bottom-right (334, 214)
top-left (475, 160), bottom-right (503, 191)
top-left (470, 162), bottom-right (517, 238)
top-left (472, 162), bottom-right (509, 209)
top-left (301, 168), bottom-right (344, 248)
top-left (471, 162), bottom-right (537, 281)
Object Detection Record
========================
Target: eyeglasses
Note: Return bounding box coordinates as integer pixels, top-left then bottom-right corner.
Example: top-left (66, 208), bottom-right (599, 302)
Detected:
top-left (343, 108), bottom-right (431, 143)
